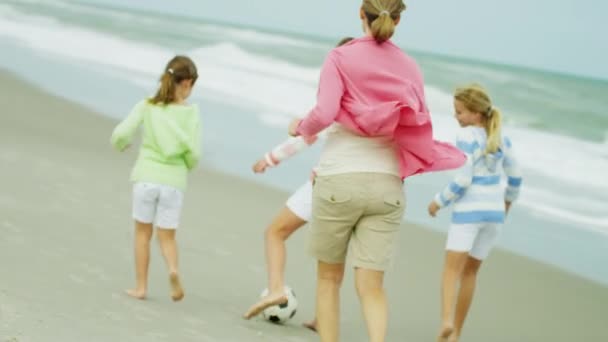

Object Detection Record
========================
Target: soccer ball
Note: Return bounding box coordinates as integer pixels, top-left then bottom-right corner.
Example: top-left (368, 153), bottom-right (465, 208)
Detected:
top-left (260, 286), bottom-right (298, 324)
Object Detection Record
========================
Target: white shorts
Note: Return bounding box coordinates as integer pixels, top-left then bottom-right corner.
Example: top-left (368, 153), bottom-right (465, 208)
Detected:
top-left (132, 182), bottom-right (184, 229)
top-left (446, 223), bottom-right (502, 260)
top-left (285, 181), bottom-right (313, 221)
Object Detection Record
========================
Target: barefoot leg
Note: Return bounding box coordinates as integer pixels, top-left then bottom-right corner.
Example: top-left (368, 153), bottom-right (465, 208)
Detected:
top-left (126, 221), bottom-right (153, 299)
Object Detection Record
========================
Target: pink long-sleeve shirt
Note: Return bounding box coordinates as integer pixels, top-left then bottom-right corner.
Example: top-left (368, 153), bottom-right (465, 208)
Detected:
top-left (296, 36), bottom-right (465, 179)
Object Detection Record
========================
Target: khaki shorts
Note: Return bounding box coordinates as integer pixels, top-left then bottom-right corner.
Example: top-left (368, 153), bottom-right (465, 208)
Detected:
top-left (309, 173), bottom-right (405, 271)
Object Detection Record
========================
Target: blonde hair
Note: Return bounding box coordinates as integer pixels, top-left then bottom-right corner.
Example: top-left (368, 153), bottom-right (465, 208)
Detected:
top-left (150, 55), bottom-right (198, 105)
top-left (362, 0), bottom-right (406, 44)
top-left (454, 84), bottom-right (502, 154)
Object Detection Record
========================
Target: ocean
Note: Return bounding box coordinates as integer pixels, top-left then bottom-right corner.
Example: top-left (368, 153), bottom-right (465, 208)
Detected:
top-left (1, 0), bottom-right (607, 285)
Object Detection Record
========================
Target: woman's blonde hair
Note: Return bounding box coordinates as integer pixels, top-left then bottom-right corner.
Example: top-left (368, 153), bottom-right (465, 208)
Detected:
top-left (362, 0), bottom-right (406, 44)
top-left (150, 55), bottom-right (198, 105)
top-left (454, 84), bottom-right (502, 154)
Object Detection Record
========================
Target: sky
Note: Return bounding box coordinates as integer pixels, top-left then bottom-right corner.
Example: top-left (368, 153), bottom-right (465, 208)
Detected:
top-left (79, 0), bottom-right (608, 80)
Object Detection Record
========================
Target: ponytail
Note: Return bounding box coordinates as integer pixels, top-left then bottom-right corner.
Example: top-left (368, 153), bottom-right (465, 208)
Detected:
top-left (150, 56), bottom-right (198, 105)
top-left (151, 71), bottom-right (177, 105)
top-left (485, 107), bottom-right (502, 154)
top-left (362, 0), bottom-right (406, 44)
top-left (370, 12), bottom-right (396, 44)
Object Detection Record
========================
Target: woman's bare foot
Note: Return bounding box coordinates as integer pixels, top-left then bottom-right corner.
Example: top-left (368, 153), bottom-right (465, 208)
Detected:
top-left (125, 288), bottom-right (146, 300)
top-left (447, 334), bottom-right (459, 342)
top-left (169, 273), bottom-right (184, 302)
top-left (302, 319), bottom-right (318, 333)
top-left (437, 323), bottom-right (454, 342)
top-left (243, 292), bottom-right (288, 319)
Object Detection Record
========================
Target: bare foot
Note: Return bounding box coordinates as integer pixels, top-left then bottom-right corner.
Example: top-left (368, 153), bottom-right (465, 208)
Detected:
top-left (125, 289), bottom-right (146, 300)
top-left (447, 334), bottom-right (459, 342)
top-left (243, 292), bottom-right (288, 319)
top-left (302, 319), bottom-right (318, 333)
top-left (170, 273), bottom-right (184, 302)
top-left (437, 323), bottom-right (454, 342)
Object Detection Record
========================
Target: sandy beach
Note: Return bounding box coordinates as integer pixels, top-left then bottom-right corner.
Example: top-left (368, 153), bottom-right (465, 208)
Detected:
top-left (0, 70), bottom-right (606, 341)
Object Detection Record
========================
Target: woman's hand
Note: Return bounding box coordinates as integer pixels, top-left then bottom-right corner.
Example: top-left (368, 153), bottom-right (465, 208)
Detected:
top-left (288, 118), bottom-right (302, 137)
top-left (428, 201), bottom-right (440, 217)
top-left (252, 159), bottom-right (269, 173)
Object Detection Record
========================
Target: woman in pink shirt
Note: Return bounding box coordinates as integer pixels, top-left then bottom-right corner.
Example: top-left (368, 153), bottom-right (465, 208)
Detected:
top-left (287, 1), bottom-right (464, 341)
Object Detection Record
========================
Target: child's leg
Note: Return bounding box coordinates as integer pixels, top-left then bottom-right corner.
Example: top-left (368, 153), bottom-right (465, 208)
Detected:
top-left (438, 251), bottom-right (469, 341)
top-left (157, 228), bottom-right (179, 274)
top-left (266, 207), bottom-right (307, 296)
top-left (128, 183), bottom-right (158, 299)
top-left (157, 228), bottom-right (183, 301)
top-left (449, 257), bottom-right (482, 342)
top-left (243, 206), bottom-right (306, 319)
top-left (448, 223), bottom-right (499, 341)
top-left (155, 185), bottom-right (184, 301)
top-left (126, 220), bottom-right (153, 299)
top-left (438, 224), bottom-right (478, 341)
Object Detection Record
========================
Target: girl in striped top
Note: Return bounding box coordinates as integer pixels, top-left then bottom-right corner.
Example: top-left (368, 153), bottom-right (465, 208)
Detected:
top-left (428, 84), bottom-right (522, 342)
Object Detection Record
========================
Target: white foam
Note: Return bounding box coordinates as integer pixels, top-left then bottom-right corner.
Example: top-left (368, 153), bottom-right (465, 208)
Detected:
top-left (197, 24), bottom-right (321, 48)
top-left (0, 8), bottom-right (172, 75)
top-left (521, 199), bottom-right (608, 233)
top-left (437, 61), bottom-right (518, 84)
top-left (519, 186), bottom-right (608, 231)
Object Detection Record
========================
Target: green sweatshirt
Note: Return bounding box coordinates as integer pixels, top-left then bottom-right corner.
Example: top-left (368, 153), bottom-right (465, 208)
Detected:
top-left (110, 100), bottom-right (201, 191)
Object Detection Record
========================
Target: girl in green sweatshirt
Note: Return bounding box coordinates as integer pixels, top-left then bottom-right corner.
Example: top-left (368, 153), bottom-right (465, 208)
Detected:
top-left (111, 55), bottom-right (201, 302)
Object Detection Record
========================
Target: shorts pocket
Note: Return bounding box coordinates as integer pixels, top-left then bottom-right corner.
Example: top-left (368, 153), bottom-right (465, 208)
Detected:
top-left (382, 192), bottom-right (405, 224)
top-left (383, 193), bottom-right (405, 209)
top-left (316, 186), bottom-right (352, 204)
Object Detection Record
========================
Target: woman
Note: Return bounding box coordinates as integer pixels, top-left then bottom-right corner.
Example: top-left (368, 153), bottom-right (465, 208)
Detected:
top-left (288, 1), bottom-right (465, 341)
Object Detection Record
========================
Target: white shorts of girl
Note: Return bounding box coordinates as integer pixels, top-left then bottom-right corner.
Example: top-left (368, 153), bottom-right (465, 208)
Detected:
top-left (446, 222), bottom-right (502, 260)
top-left (285, 181), bottom-right (313, 222)
top-left (132, 182), bottom-right (184, 229)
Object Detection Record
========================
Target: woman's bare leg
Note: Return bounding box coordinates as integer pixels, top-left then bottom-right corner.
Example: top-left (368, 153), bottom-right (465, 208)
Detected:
top-left (316, 261), bottom-right (345, 342)
top-left (355, 268), bottom-right (388, 342)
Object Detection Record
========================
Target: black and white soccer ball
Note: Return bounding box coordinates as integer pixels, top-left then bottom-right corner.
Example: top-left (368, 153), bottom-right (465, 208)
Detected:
top-left (260, 286), bottom-right (298, 324)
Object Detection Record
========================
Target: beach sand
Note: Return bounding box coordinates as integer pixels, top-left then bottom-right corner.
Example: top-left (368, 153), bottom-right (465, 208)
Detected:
top-left (0, 70), bottom-right (606, 341)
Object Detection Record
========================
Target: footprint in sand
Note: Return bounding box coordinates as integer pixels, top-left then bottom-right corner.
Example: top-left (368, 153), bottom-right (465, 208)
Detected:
top-left (2, 221), bottom-right (20, 233)
top-left (69, 274), bottom-right (86, 284)
top-left (145, 331), bottom-right (169, 339)
top-left (101, 310), bottom-right (125, 322)
top-left (4, 235), bottom-right (24, 244)
top-left (182, 328), bottom-right (213, 339)
top-left (120, 298), bottom-right (161, 321)
top-left (248, 265), bottom-right (264, 275)
top-left (79, 263), bottom-right (110, 282)
top-left (183, 316), bottom-right (208, 328)
top-left (213, 247), bottom-right (232, 257)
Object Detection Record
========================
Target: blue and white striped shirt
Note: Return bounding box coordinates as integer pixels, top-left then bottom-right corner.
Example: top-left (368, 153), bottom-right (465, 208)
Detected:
top-left (434, 126), bottom-right (522, 224)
